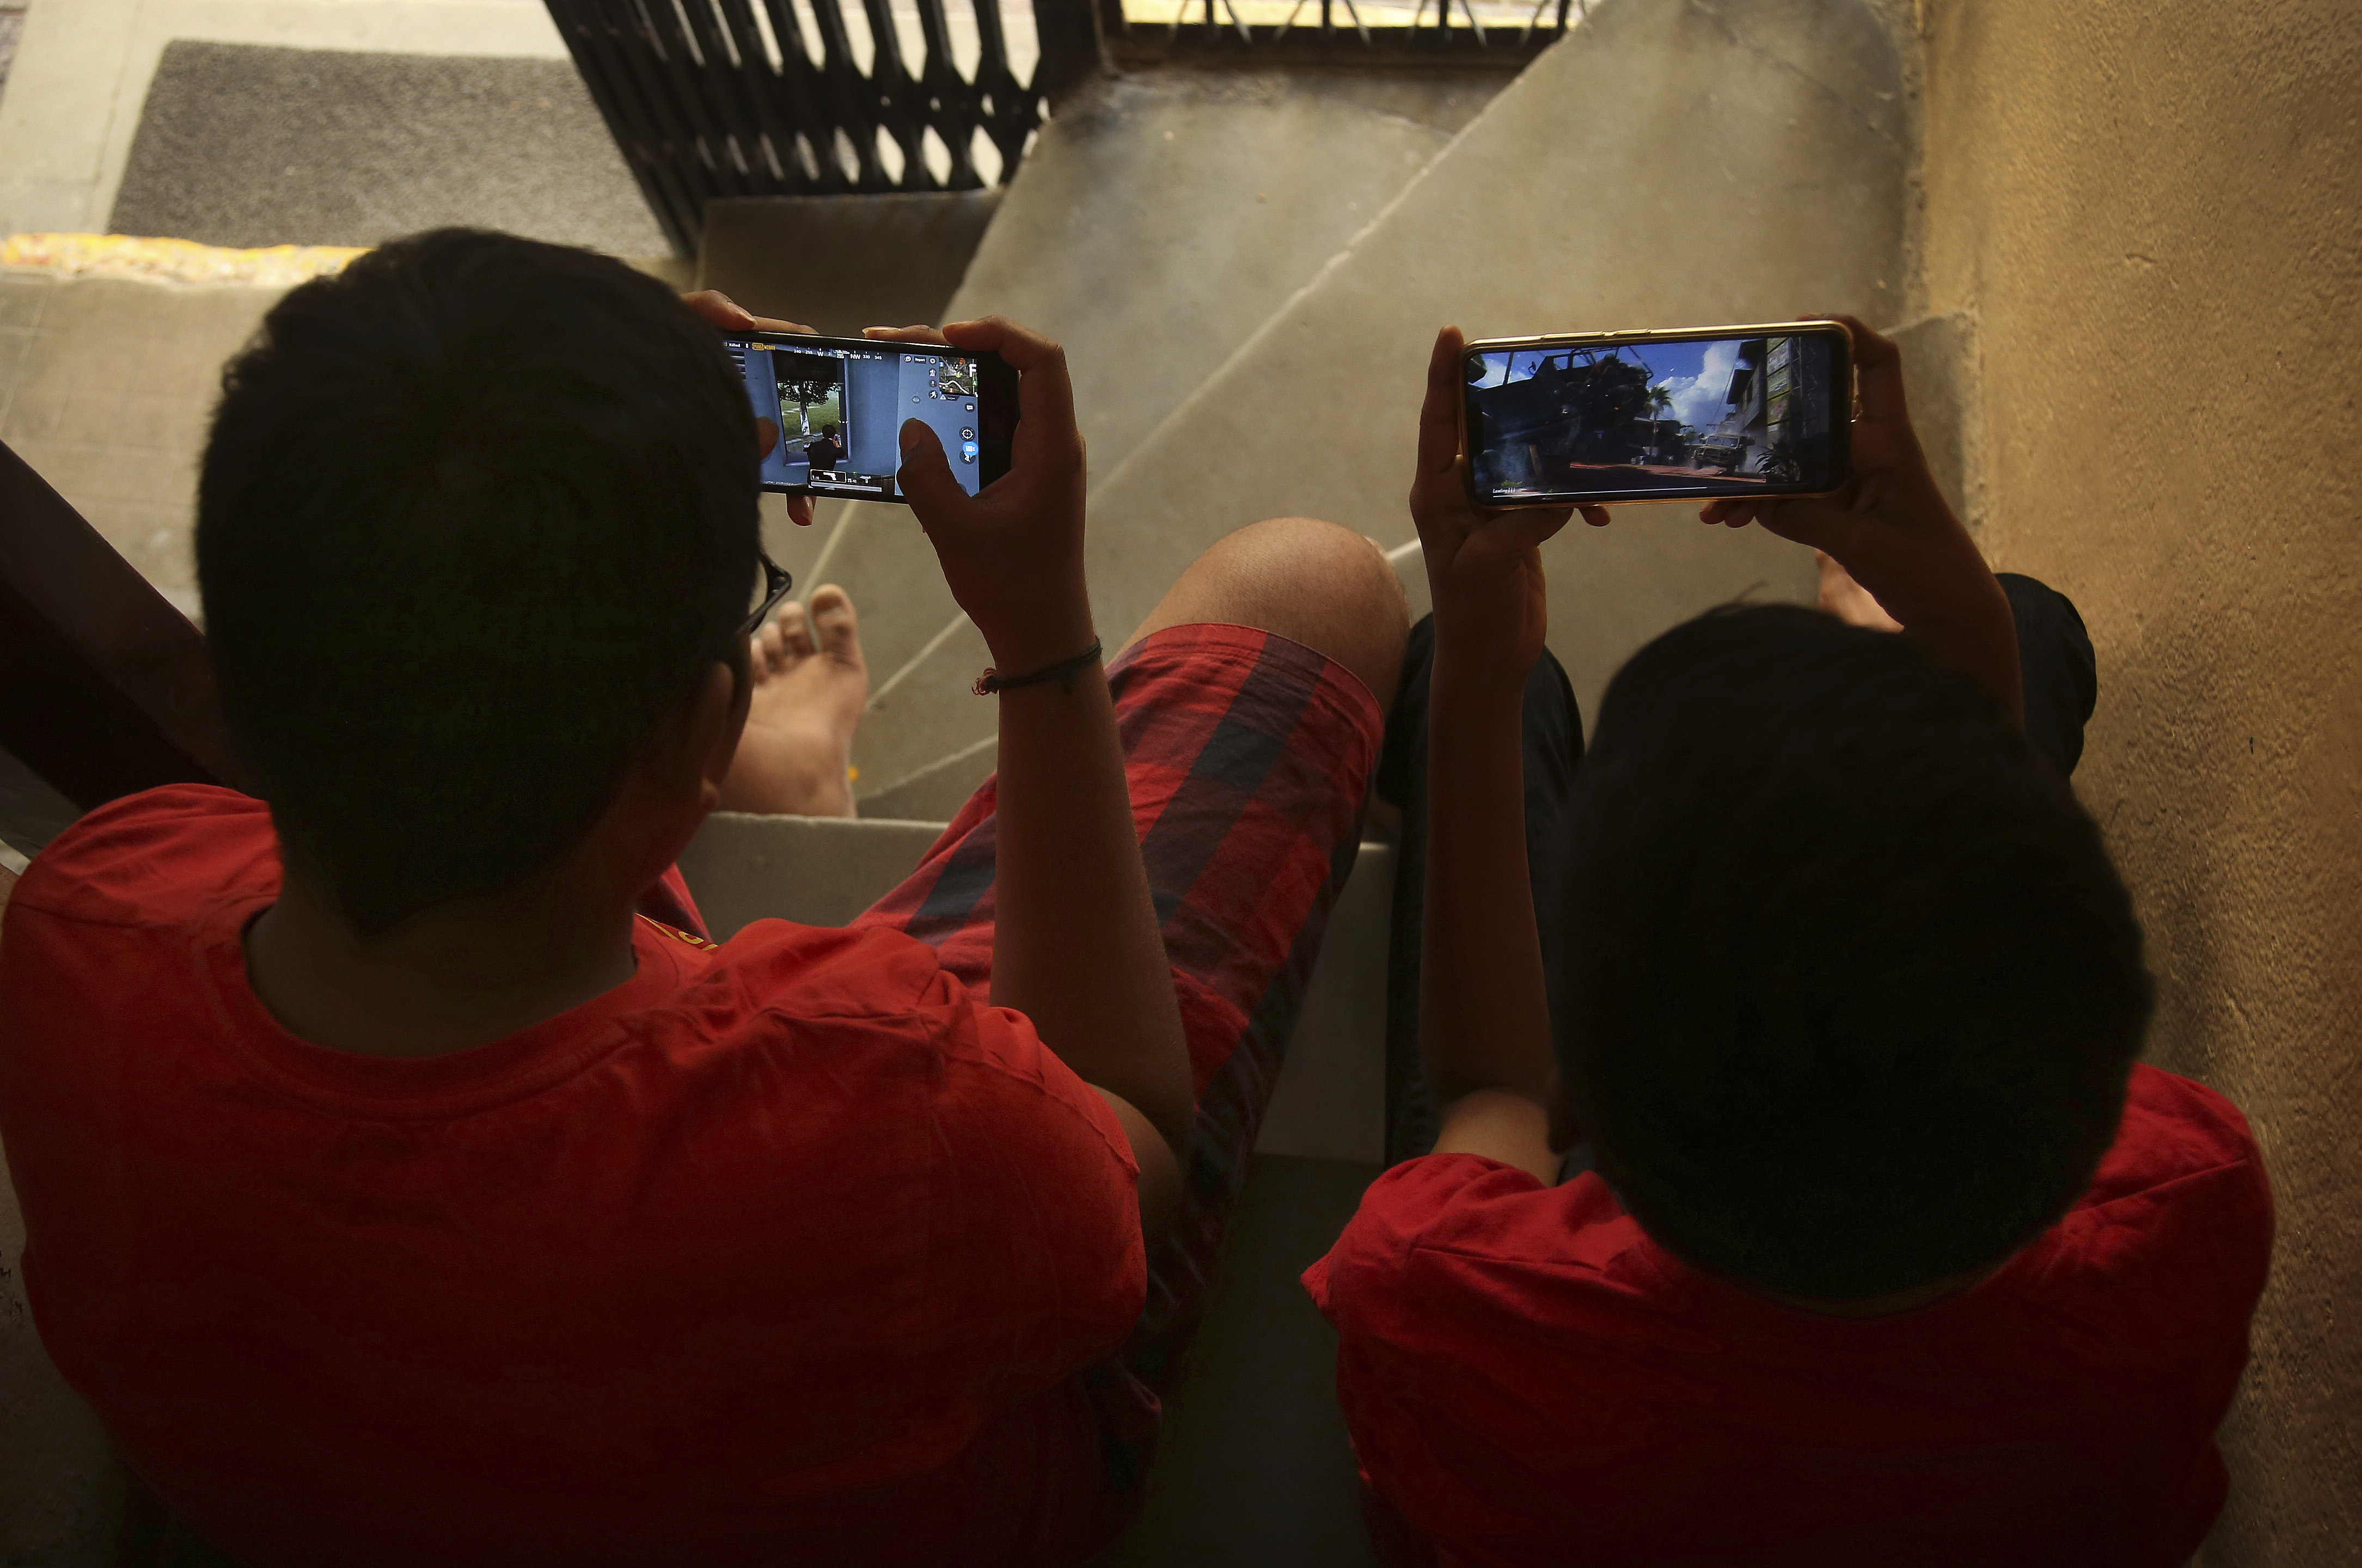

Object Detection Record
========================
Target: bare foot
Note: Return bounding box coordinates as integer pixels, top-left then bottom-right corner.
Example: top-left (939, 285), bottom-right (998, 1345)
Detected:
top-left (1816, 550), bottom-right (1903, 633)
top-left (718, 585), bottom-right (868, 818)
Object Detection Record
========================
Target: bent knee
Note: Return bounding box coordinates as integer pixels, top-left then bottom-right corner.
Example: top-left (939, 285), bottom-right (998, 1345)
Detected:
top-left (1224, 517), bottom-right (1410, 705)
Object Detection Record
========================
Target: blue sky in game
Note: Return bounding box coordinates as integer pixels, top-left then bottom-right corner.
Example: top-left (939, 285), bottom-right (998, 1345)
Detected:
top-left (1474, 336), bottom-right (1750, 430)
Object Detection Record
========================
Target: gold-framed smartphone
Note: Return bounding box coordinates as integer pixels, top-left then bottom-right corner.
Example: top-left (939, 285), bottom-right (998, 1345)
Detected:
top-left (1460, 321), bottom-right (1854, 508)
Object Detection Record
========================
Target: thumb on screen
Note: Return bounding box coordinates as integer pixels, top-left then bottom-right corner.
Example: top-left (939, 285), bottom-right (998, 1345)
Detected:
top-left (897, 419), bottom-right (964, 522)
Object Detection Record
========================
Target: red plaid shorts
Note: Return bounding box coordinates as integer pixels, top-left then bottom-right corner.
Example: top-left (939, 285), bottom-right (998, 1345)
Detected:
top-left (848, 622), bottom-right (1384, 1494)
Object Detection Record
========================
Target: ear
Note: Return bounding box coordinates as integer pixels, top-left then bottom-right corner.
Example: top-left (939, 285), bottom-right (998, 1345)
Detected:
top-left (638, 652), bottom-right (750, 815)
top-left (687, 652), bottom-right (754, 813)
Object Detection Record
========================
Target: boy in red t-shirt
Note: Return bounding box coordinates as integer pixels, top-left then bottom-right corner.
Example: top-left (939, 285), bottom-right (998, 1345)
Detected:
top-left (1305, 318), bottom-right (2271, 1567)
top-left (0, 230), bottom-right (1405, 1564)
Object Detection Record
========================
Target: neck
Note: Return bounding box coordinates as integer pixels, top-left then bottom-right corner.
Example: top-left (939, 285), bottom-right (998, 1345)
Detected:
top-left (245, 862), bottom-right (640, 1058)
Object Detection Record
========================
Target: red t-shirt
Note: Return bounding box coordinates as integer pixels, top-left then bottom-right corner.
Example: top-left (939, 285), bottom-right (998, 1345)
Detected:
top-left (0, 787), bottom-right (1146, 1566)
top-left (1304, 1065), bottom-right (2272, 1568)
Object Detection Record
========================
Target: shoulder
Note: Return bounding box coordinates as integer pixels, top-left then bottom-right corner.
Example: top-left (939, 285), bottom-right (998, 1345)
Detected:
top-left (1305, 1154), bottom-right (1644, 1324)
top-left (690, 920), bottom-right (1136, 1171)
top-left (9, 786), bottom-right (273, 929)
top-left (2033, 1062), bottom-right (2274, 1328)
top-left (2078, 1062), bottom-right (2271, 1217)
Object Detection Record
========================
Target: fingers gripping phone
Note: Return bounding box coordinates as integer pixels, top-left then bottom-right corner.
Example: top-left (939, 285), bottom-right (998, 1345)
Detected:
top-left (721, 331), bottom-right (1019, 503)
top-left (1461, 322), bottom-right (1854, 507)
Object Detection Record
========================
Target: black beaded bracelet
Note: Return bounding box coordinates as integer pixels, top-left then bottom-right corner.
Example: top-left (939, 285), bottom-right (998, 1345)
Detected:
top-left (974, 638), bottom-right (1104, 697)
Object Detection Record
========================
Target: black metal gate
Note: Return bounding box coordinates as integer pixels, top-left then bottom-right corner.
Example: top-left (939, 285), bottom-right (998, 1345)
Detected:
top-left (547, 0), bottom-right (1575, 258)
top-left (543, 0), bottom-right (1103, 256)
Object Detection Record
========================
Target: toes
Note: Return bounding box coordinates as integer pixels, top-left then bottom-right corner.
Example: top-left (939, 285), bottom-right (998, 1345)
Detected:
top-left (751, 617), bottom-right (787, 678)
top-left (775, 599), bottom-right (816, 661)
top-left (808, 585), bottom-right (863, 666)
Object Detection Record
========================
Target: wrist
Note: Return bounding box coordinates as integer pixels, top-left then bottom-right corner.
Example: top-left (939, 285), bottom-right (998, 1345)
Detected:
top-left (1893, 572), bottom-right (2022, 718)
top-left (1430, 647), bottom-right (1533, 710)
top-left (978, 597), bottom-right (1096, 674)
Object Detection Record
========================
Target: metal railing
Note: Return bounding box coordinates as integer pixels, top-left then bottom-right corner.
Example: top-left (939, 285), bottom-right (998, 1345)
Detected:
top-left (546, 0), bottom-right (1573, 257)
top-left (543, 0), bottom-right (1103, 256)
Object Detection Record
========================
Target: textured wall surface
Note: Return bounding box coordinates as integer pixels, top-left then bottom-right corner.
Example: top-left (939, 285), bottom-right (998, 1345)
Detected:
top-left (1914, 1), bottom-right (2360, 1559)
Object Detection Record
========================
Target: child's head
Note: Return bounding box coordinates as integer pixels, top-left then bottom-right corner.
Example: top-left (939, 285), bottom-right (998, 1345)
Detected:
top-left (1550, 604), bottom-right (2150, 1301)
top-left (198, 229), bottom-right (760, 938)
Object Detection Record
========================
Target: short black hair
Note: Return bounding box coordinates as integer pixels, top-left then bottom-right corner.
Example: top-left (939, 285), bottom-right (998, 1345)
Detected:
top-left (1551, 604), bottom-right (2150, 1300)
top-left (199, 229), bottom-right (758, 936)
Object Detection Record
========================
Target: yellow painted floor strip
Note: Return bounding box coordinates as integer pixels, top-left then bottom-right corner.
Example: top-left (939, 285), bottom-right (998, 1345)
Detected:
top-left (1, 234), bottom-right (364, 287)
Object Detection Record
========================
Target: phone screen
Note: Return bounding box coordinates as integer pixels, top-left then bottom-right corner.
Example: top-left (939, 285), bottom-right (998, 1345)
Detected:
top-left (723, 333), bottom-right (996, 500)
top-left (1464, 327), bottom-right (1850, 506)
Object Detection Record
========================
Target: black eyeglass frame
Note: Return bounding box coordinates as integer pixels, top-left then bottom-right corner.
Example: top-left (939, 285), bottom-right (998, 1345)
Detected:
top-left (737, 549), bottom-right (794, 640)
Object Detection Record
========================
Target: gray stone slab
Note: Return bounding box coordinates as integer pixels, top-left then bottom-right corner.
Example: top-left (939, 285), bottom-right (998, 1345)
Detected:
top-left (0, 742), bottom-right (82, 854)
top-left (0, 270), bottom-right (48, 333)
top-left (673, 812), bottom-right (945, 936)
top-left (854, 732), bottom-right (995, 820)
top-left (947, 67), bottom-right (1484, 480)
top-left (856, 614), bottom-right (998, 798)
top-left (1098, 1153), bottom-right (1380, 1568)
top-left (1256, 841), bottom-right (1390, 1165)
top-left (798, 498), bottom-right (965, 711)
top-left (696, 192), bottom-right (1003, 338)
top-left (760, 494), bottom-right (846, 602)
top-left (882, 0), bottom-right (1904, 740)
top-left (107, 40), bottom-right (668, 255)
top-left (0, 275), bottom-right (284, 618)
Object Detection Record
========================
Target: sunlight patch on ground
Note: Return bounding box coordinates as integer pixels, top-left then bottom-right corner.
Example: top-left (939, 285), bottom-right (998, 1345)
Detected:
top-left (1, 232), bottom-right (363, 286)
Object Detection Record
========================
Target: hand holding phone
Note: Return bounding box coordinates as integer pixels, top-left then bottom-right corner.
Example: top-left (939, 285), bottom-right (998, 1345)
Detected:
top-left (683, 290), bottom-right (824, 528)
top-left (1705, 316), bottom-right (2021, 719)
top-left (1462, 322), bottom-right (1853, 507)
top-left (1411, 326), bottom-right (1606, 687)
top-left (879, 317), bottom-right (1095, 672)
top-left (715, 324), bottom-right (1015, 506)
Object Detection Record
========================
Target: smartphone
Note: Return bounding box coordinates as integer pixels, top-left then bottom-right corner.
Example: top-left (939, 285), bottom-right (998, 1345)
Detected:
top-left (720, 330), bottom-right (1018, 502)
top-left (1461, 322), bottom-right (1853, 507)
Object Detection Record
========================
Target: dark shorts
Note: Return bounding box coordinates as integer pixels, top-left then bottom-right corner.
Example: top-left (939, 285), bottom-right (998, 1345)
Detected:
top-left (849, 623), bottom-right (1386, 1495)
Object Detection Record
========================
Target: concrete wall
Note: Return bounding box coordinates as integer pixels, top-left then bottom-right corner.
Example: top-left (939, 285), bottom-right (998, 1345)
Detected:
top-left (1912, 2), bottom-right (2360, 1559)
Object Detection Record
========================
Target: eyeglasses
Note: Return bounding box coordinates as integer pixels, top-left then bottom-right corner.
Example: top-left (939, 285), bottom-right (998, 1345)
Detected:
top-left (737, 548), bottom-right (794, 640)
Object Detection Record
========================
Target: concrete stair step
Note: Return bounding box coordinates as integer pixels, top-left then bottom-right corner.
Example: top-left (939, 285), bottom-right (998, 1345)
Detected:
top-left (856, 0), bottom-right (1908, 792)
top-left (805, 68), bottom-right (1497, 804)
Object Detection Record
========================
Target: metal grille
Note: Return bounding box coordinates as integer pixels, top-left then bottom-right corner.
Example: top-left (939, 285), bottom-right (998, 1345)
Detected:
top-left (1103, 0), bottom-right (1583, 67)
top-left (543, 0), bottom-right (1100, 256)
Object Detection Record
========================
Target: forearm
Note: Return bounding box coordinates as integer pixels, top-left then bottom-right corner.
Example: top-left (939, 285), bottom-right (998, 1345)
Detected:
top-left (1888, 541), bottom-right (2024, 725)
top-left (1419, 657), bottom-right (1556, 1109)
top-left (988, 638), bottom-right (1194, 1157)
